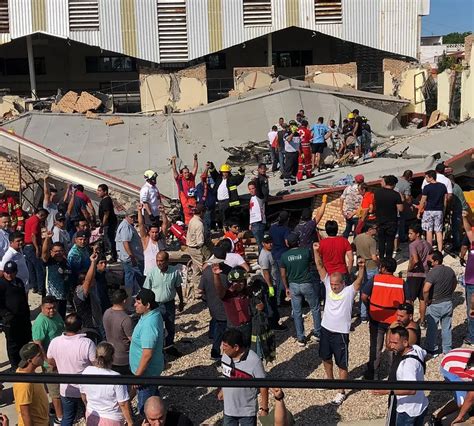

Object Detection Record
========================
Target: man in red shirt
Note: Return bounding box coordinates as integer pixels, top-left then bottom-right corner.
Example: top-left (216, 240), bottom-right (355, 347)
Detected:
top-left (0, 184), bottom-right (24, 230)
top-left (23, 208), bottom-right (48, 295)
top-left (318, 220), bottom-right (353, 280)
top-left (297, 120), bottom-right (313, 181)
top-left (171, 154), bottom-right (198, 224)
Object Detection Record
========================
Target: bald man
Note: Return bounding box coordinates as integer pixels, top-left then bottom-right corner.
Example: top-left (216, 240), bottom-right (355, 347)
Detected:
top-left (143, 396), bottom-right (192, 426)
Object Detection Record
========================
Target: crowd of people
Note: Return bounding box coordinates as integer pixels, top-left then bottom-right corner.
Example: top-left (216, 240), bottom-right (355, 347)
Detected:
top-left (0, 110), bottom-right (472, 426)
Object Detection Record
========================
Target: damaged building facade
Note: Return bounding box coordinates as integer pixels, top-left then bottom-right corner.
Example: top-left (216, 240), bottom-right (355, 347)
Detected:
top-left (0, 0), bottom-right (430, 113)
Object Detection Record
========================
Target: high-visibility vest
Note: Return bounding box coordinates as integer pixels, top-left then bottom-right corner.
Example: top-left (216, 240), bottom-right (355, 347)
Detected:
top-left (369, 274), bottom-right (405, 324)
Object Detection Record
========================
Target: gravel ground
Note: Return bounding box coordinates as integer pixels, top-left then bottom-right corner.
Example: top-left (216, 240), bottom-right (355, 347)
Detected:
top-left (159, 249), bottom-right (470, 425)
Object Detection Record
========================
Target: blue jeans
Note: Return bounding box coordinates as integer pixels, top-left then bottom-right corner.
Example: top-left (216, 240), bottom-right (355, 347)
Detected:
top-left (223, 415), bottom-right (257, 426)
top-left (23, 244), bottom-right (45, 293)
top-left (466, 285), bottom-right (474, 342)
top-left (251, 222), bottom-right (265, 253)
top-left (122, 260), bottom-right (144, 296)
top-left (342, 217), bottom-right (358, 239)
top-left (425, 300), bottom-right (453, 353)
top-left (289, 281), bottom-right (321, 341)
top-left (278, 149), bottom-right (285, 172)
top-left (158, 300), bottom-right (176, 347)
top-left (60, 396), bottom-right (82, 426)
top-left (137, 385), bottom-right (160, 415)
top-left (396, 408), bottom-right (426, 426)
top-left (210, 319), bottom-right (227, 359)
top-left (360, 268), bottom-right (378, 319)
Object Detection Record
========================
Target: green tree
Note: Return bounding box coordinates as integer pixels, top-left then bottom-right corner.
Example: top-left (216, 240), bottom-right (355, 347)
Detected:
top-left (442, 32), bottom-right (472, 44)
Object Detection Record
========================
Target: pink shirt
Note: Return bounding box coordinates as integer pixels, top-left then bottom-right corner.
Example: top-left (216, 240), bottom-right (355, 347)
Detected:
top-left (47, 333), bottom-right (96, 397)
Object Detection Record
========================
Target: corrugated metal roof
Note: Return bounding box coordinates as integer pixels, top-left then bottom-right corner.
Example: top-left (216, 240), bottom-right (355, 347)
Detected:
top-left (2, 0), bottom-right (425, 62)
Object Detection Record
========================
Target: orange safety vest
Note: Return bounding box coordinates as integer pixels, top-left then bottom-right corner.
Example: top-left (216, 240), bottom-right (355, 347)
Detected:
top-left (369, 274), bottom-right (405, 324)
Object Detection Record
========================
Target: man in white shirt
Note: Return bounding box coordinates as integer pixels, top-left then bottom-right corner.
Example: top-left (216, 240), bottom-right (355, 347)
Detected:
top-left (0, 231), bottom-right (29, 288)
top-left (314, 243), bottom-right (365, 406)
top-left (0, 213), bottom-right (10, 260)
top-left (248, 181), bottom-right (266, 252)
top-left (372, 326), bottom-right (428, 425)
top-left (140, 170), bottom-right (161, 223)
top-left (268, 125), bottom-right (279, 172)
top-left (421, 163), bottom-right (453, 200)
top-left (43, 177), bottom-right (59, 231)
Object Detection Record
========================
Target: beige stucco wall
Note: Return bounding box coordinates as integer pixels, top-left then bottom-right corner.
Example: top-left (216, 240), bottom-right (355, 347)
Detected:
top-left (305, 63), bottom-right (357, 89)
top-left (139, 63), bottom-right (208, 113)
top-left (397, 68), bottom-right (429, 115)
top-left (437, 69), bottom-right (454, 116)
top-left (233, 67), bottom-right (274, 93)
top-left (461, 50), bottom-right (474, 121)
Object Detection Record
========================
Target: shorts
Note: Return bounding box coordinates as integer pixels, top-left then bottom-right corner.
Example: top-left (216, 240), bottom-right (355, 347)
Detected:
top-left (311, 143), bottom-right (326, 154)
top-left (406, 276), bottom-right (425, 301)
top-left (441, 368), bottom-right (467, 406)
top-left (47, 382), bottom-right (60, 399)
top-left (421, 210), bottom-right (443, 232)
top-left (319, 327), bottom-right (349, 369)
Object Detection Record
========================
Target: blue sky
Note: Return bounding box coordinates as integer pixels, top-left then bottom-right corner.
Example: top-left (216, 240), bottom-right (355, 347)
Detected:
top-left (422, 0), bottom-right (473, 36)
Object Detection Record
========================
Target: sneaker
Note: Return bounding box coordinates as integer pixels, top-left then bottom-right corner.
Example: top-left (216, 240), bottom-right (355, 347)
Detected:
top-left (428, 415), bottom-right (443, 426)
top-left (426, 350), bottom-right (440, 359)
top-left (419, 320), bottom-right (427, 330)
top-left (297, 338), bottom-right (307, 348)
top-left (53, 417), bottom-right (62, 426)
top-left (331, 392), bottom-right (346, 406)
top-left (309, 333), bottom-right (320, 343)
top-left (361, 317), bottom-right (369, 324)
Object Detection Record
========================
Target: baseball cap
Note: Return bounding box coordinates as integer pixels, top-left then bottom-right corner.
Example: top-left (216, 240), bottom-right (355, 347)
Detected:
top-left (125, 207), bottom-right (137, 217)
top-left (55, 212), bottom-right (66, 221)
top-left (18, 342), bottom-right (41, 368)
top-left (355, 174), bottom-right (365, 184)
top-left (286, 232), bottom-right (299, 246)
top-left (136, 288), bottom-right (157, 309)
top-left (3, 260), bottom-right (17, 274)
top-left (262, 234), bottom-right (273, 243)
top-left (75, 230), bottom-right (88, 238)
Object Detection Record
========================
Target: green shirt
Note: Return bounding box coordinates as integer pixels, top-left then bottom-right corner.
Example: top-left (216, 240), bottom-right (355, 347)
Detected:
top-left (143, 265), bottom-right (182, 303)
top-left (280, 247), bottom-right (312, 284)
top-left (32, 313), bottom-right (65, 367)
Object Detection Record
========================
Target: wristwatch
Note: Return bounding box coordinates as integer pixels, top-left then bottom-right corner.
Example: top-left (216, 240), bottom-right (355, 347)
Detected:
top-left (274, 391), bottom-right (285, 401)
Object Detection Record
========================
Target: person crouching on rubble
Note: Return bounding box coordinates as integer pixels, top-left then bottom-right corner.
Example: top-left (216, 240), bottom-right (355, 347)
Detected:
top-left (208, 162), bottom-right (245, 227)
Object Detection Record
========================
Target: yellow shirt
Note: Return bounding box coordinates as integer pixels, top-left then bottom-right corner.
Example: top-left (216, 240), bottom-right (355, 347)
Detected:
top-left (13, 371), bottom-right (49, 426)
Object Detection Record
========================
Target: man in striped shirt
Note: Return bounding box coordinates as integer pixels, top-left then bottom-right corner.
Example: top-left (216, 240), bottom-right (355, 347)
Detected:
top-left (430, 349), bottom-right (474, 425)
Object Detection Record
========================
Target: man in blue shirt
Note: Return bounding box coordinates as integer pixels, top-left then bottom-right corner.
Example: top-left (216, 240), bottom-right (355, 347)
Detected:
top-left (310, 117), bottom-right (331, 172)
top-left (130, 288), bottom-right (164, 414)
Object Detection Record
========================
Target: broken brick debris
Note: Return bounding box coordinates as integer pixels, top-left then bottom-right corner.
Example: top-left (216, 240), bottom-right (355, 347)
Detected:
top-left (85, 111), bottom-right (100, 120)
top-left (56, 90), bottom-right (79, 114)
top-left (74, 91), bottom-right (102, 114)
top-left (105, 117), bottom-right (124, 126)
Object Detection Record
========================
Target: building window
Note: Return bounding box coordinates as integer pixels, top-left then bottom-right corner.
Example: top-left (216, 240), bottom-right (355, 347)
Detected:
top-left (85, 56), bottom-right (137, 73)
top-left (206, 53), bottom-right (226, 70)
top-left (69, 0), bottom-right (99, 31)
top-left (157, 0), bottom-right (188, 63)
top-left (315, 0), bottom-right (342, 24)
top-left (243, 0), bottom-right (272, 27)
top-left (0, 57), bottom-right (46, 76)
top-left (0, 0), bottom-right (9, 33)
top-left (273, 51), bottom-right (312, 68)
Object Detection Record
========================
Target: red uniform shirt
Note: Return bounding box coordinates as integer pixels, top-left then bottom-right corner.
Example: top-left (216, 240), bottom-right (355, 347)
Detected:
top-left (24, 215), bottom-right (42, 245)
top-left (318, 236), bottom-right (352, 274)
top-left (298, 127), bottom-right (312, 148)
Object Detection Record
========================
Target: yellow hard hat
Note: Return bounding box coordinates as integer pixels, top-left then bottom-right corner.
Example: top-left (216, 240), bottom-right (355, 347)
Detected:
top-left (220, 164), bottom-right (232, 172)
top-left (347, 112), bottom-right (355, 119)
top-left (144, 169), bottom-right (157, 180)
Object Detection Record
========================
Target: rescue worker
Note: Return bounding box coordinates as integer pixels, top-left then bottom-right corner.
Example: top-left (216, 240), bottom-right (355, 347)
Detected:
top-left (171, 154), bottom-right (198, 225)
top-left (0, 184), bottom-right (24, 231)
top-left (140, 170), bottom-right (161, 225)
top-left (296, 120), bottom-right (313, 182)
top-left (361, 257), bottom-right (408, 380)
top-left (209, 162), bottom-right (245, 227)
